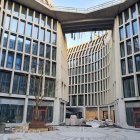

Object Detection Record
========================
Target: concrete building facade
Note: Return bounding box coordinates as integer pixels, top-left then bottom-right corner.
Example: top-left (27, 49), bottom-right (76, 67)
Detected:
top-left (0, 0), bottom-right (68, 125)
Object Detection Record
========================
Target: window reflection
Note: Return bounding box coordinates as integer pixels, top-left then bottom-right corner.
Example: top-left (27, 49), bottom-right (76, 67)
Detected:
top-left (18, 20), bottom-right (25, 35)
top-left (125, 24), bottom-right (131, 38)
top-left (41, 15), bottom-right (45, 26)
top-left (11, 18), bottom-right (18, 32)
top-left (38, 59), bottom-right (44, 74)
top-left (132, 20), bottom-right (138, 35)
top-left (6, 52), bottom-right (14, 68)
top-left (121, 59), bottom-right (126, 75)
top-left (1, 50), bottom-right (6, 67)
top-left (7, 1), bottom-right (12, 13)
top-left (52, 32), bottom-right (56, 45)
top-left (131, 6), bottom-right (136, 19)
top-left (119, 14), bottom-right (123, 25)
top-left (119, 27), bottom-right (124, 41)
top-left (135, 55), bottom-right (140, 72)
top-left (45, 60), bottom-right (50, 75)
top-left (39, 43), bottom-right (44, 57)
top-left (25, 39), bottom-right (31, 54)
top-left (31, 57), bottom-right (37, 73)
top-left (21, 6), bottom-right (26, 19)
top-left (5, 15), bottom-right (10, 30)
top-left (46, 30), bottom-right (51, 43)
top-left (15, 54), bottom-right (22, 70)
top-left (125, 10), bottom-right (129, 22)
top-left (46, 44), bottom-right (50, 59)
top-left (17, 37), bottom-right (23, 52)
top-left (52, 47), bottom-right (56, 60)
top-left (35, 12), bottom-right (39, 24)
top-left (26, 23), bottom-right (32, 37)
top-left (40, 28), bottom-right (45, 42)
top-left (28, 10), bottom-right (33, 22)
top-left (23, 56), bottom-right (30, 72)
top-left (128, 57), bottom-right (133, 73)
top-left (13, 3), bottom-right (20, 17)
top-left (47, 17), bottom-right (51, 29)
top-left (133, 37), bottom-right (139, 52)
top-left (52, 62), bottom-right (56, 77)
top-left (9, 34), bottom-right (16, 49)
top-left (126, 40), bottom-right (132, 55)
top-left (33, 26), bottom-right (38, 39)
top-left (3, 32), bottom-right (8, 48)
top-left (32, 41), bottom-right (38, 55)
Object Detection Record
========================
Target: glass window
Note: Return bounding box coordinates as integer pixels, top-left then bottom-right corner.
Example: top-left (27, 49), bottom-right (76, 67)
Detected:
top-left (46, 44), bottom-right (50, 59)
top-left (31, 57), bottom-right (37, 73)
top-left (28, 10), bottom-right (33, 22)
top-left (40, 28), bottom-right (45, 42)
top-left (15, 54), bottom-right (22, 70)
top-left (133, 37), bottom-right (139, 52)
top-left (32, 41), bottom-right (38, 55)
top-left (5, 15), bottom-right (10, 30)
top-left (1, 50), bottom-right (6, 67)
top-left (46, 30), bottom-right (51, 43)
top-left (0, 71), bottom-right (11, 93)
top-left (131, 6), bottom-right (136, 19)
top-left (6, 52), bottom-right (14, 68)
top-left (52, 47), bottom-right (56, 60)
top-left (135, 55), bottom-right (140, 72)
top-left (47, 17), bottom-right (51, 29)
top-left (126, 40), bottom-right (132, 55)
top-left (137, 75), bottom-right (140, 96)
top-left (44, 78), bottom-right (55, 97)
top-left (53, 20), bottom-right (57, 30)
top-left (38, 59), bottom-right (44, 74)
top-left (45, 60), bottom-right (50, 75)
top-left (25, 39), bottom-right (31, 54)
top-left (23, 55), bottom-right (30, 72)
top-left (11, 18), bottom-right (18, 32)
top-left (120, 43), bottom-right (125, 57)
top-left (34, 12), bottom-right (40, 24)
top-left (26, 23), bottom-right (32, 37)
top-left (3, 32), bottom-right (8, 48)
top-left (21, 6), bottom-right (27, 19)
top-left (52, 32), bottom-right (56, 45)
top-left (123, 77), bottom-right (135, 98)
top-left (33, 26), bottom-right (38, 39)
top-left (121, 59), bottom-right (126, 75)
top-left (41, 15), bottom-right (45, 27)
top-left (125, 24), bottom-right (131, 38)
top-left (52, 62), bottom-right (56, 77)
top-left (125, 9), bottom-right (129, 22)
top-left (18, 20), bottom-right (25, 35)
top-left (17, 37), bottom-right (23, 52)
top-left (13, 74), bottom-right (27, 95)
top-left (13, 3), bottom-right (20, 17)
top-left (119, 14), bottom-right (123, 25)
top-left (7, 1), bottom-right (12, 13)
top-left (39, 43), bottom-right (44, 57)
top-left (128, 57), bottom-right (133, 73)
top-left (119, 27), bottom-right (124, 41)
top-left (132, 20), bottom-right (138, 35)
top-left (9, 34), bottom-right (16, 50)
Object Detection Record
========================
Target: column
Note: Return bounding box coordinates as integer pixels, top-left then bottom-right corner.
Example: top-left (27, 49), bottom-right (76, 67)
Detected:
top-left (108, 105), bottom-right (111, 120)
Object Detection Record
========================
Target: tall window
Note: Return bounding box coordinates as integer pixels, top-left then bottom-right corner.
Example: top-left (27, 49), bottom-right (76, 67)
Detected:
top-left (3, 32), bottom-right (8, 48)
top-left (33, 26), bottom-right (39, 40)
top-left (34, 12), bottom-right (39, 24)
top-left (46, 30), bottom-right (51, 43)
top-left (119, 14), bottom-right (123, 25)
top-left (45, 60), bottom-right (50, 75)
top-left (0, 71), bottom-right (11, 93)
top-left (47, 17), bottom-right (51, 29)
top-left (133, 37), bottom-right (139, 52)
top-left (1, 50), bottom-right (6, 67)
top-left (11, 18), bottom-right (18, 32)
top-left (5, 15), bottom-right (10, 30)
top-left (127, 57), bottom-right (133, 73)
top-left (18, 20), bottom-right (25, 35)
top-left (40, 28), bottom-right (45, 42)
top-left (121, 59), bottom-right (126, 75)
top-left (21, 6), bottom-right (27, 19)
top-left (39, 43), bottom-right (44, 57)
top-left (52, 32), bottom-right (57, 45)
top-left (12, 74), bottom-right (27, 95)
top-left (135, 55), bottom-right (140, 72)
top-left (41, 15), bottom-right (45, 27)
top-left (125, 9), bottom-right (129, 22)
top-left (6, 52), bottom-right (14, 69)
top-left (52, 62), bottom-right (56, 77)
top-left (32, 41), bottom-right (38, 55)
top-left (23, 56), bottom-right (30, 72)
top-left (17, 37), bottom-right (23, 52)
top-left (137, 75), bottom-right (140, 96)
top-left (7, 1), bottom-right (12, 13)
top-left (123, 77), bottom-right (135, 98)
top-left (25, 39), bottom-right (31, 54)
top-left (9, 34), bottom-right (16, 50)
top-left (132, 20), bottom-right (138, 35)
top-left (119, 27), bottom-right (124, 41)
top-left (126, 40), bottom-right (132, 55)
top-left (13, 3), bottom-right (20, 17)
top-left (28, 10), bottom-right (33, 22)
top-left (26, 23), bottom-right (32, 37)
top-left (53, 20), bottom-right (57, 31)
top-left (46, 45), bottom-right (50, 59)
top-left (131, 6), bottom-right (136, 19)
top-left (15, 54), bottom-right (22, 70)
top-left (52, 47), bottom-right (56, 60)
top-left (125, 24), bottom-right (131, 38)
top-left (31, 57), bottom-right (37, 73)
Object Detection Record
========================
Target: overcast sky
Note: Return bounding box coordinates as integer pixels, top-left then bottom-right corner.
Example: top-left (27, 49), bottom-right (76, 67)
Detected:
top-left (53, 0), bottom-right (110, 48)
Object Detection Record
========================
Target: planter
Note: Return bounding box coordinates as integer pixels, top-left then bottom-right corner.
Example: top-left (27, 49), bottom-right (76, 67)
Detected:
top-left (0, 123), bottom-right (5, 133)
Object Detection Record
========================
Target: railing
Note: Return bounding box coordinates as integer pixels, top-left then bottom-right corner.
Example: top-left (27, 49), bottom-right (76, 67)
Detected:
top-left (53, 0), bottom-right (125, 13)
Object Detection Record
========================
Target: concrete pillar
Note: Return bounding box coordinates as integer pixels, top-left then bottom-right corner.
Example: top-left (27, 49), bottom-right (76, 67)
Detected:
top-left (83, 107), bottom-right (86, 119)
top-left (108, 105), bottom-right (111, 120)
top-left (22, 98), bottom-right (28, 123)
top-left (63, 102), bottom-right (66, 123)
top-left (97, 106), bottom-right (100, 120)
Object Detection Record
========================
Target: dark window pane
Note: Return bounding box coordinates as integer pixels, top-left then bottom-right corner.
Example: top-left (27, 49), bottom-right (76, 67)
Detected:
top-left (119, 27), bottom-right (124, 41)
top-left (35, 12), bottom-right (39, 24)
top-left (128, 57), bottom-right (133, 73)
top-left (53, 20), bottom-right (57, 30)
top-left (13, 74), bottom-right (27, 95)
top-left (46, 30), bottom-right (51, 43)
top-left (17, 37), bottom-right (23, 52)
top-left (52, 47), bottom-right (56, 60)
top-left (126, 40), bottom-right (132, 55)
top-left (135, 55), bottom-right (140, 72)
top-left (11, 18), bottom-right (18, 32)
top-left (23, 56), bottom-right (30, 72)
top-left (133, 37), bottom-right (139, 52)
top-left (131, 6), bottom-right (136, 19)
top-left (125, 24), bottom-right (131, 38)
top-left (123, 77), bottom-right (135, 98)
top-left (25, 39), bottom-right (31, 54)
top-left (32, 41), bottom-right (38, 55)
top-left (39, 43), bottom-right (44, 57)
top-left (38, 59), bottom-right (44, 74)
top-left (3, 32), bottom-right (8, 48)
top-left (137, 75), bottom-right (140, 96)
top-left (52, 32), bottom-right (56, 45)
top-left (52, 62), bottom-right (56, 77)
top-left (0, 71), bottom-right (11, 93)
top-left (31, 57), bottom-right (37, 73)
top-left (26, 23), bottom-right (32, 37)
top-left (13, 3), bottom-right (20, 17)
top-left (18, 20), bottom-right (25, 34)
top-left (41, 15), bottom-right (45, 27)
top-left (45, 60), bottom-right (50, 75)
top-left (9, 34), bottom-right (16, 50)
top-left (40, 28), bottom-right (45, 42)
top-left (15, 54), bottom-right (22, 70)
top-left (46, 44), bottom-right (50, 59)
top-left (5, 15), bottom-right (10, 30)
top-left (28, 10), bottom-right (33, 22)
top-left (121, 59), bottom-right (126, 75)
top-left (7, 1), bottom-right (12, 13)
top-left (1, 50), bottom-right (6, 67)
top-left (132, 20), bottom-right (138, 35)
top-left (120, 43), bottom-right (125, 58)
top-left (119, 14), bottom-right (123, 25)
top-left (21, 6), bottom-right (26, 19)
top-left (47, 17), bottom-right (51, 29)
top-left (33, 26), bottom-right (38, 39)
top-left (125, 10), bottom-right (129, 22)
top-left (6, 52), bottom-right (14, 68)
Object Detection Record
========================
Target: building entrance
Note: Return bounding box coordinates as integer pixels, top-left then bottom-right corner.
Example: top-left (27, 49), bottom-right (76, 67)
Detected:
top-left (134, 112), bottom-right (140, 128)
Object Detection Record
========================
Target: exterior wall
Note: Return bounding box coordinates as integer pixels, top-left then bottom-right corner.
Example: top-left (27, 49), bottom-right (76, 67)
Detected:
top-left (0, 0), bottom-right (68, 125)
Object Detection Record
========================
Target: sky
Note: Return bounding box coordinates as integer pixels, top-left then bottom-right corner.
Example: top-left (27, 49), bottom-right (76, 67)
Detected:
top-left (53, 0), bottom-right (110, 48)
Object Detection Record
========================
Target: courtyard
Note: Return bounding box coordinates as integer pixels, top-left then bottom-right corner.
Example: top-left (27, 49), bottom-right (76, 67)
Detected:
top-left (1, 126), bottom-right (140, 140)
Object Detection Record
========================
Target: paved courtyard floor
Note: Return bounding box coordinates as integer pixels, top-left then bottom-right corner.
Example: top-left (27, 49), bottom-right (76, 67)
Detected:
top-left (0, 126), bottom-right (140, 140)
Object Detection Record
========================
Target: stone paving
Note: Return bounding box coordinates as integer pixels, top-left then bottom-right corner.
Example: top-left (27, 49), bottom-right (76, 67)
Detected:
top-left (0, 126), bottom-right (140, 140)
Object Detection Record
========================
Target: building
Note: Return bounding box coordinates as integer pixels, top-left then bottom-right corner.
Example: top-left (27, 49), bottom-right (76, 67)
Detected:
top-left (0, 0), bottom-right (68, 125)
